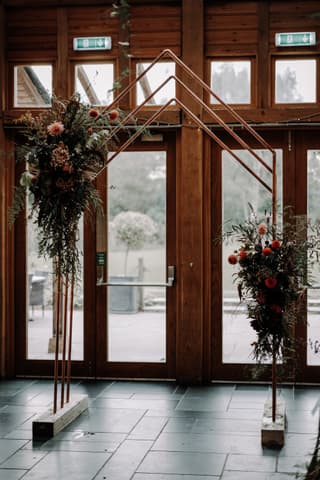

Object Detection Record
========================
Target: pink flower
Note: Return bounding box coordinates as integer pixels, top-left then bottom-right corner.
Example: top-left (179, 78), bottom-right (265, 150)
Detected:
top-left (47, 121), bottom-right (64, 136)
top-left (257, 223), bottom-right (268, 235)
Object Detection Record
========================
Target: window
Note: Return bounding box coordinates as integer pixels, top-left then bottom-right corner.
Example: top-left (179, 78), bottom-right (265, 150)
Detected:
top-left (210, 60), bottom-right (251, 105)
top-left (275, 59), bottom-right (316, 104)
top-left (75, 63), bottom-right (114, 106)
top-left (136, 62), bottom-right (175, 106)
top-left (14, 65), bottom-right (52, 108)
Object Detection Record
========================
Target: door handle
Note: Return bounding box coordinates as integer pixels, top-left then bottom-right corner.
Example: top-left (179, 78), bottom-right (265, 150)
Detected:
top-left (97, 265), bottom-right (176, 287)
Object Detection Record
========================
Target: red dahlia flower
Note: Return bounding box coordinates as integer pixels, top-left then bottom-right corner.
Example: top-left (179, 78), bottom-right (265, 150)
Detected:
top-left (265, 277), bottom-right (277, 289)
top-left (271, 239), bottom-right (281, 249)
top-left (228, 254), bottom-right (238, 265)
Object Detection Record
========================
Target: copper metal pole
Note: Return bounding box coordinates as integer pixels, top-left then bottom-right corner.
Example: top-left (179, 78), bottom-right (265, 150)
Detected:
top-left (103, 48), bottom-right (275, 154)
top-left (60, 272), bottom-right (69, 409)
top-left (97, 98), bottom-right (272, 193)
top-left (53, 262), bottom-right (62, 415)
top-left (272, 150), bottom-right (277, 226)
top-left (272, 347), bottom-right (277, 423)
top-left (66, 269), bottom-right (75, 403)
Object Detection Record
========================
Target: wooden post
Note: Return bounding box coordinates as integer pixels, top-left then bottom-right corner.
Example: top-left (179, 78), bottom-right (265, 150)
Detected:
top-left (176, 0), bottom-right (204, 384)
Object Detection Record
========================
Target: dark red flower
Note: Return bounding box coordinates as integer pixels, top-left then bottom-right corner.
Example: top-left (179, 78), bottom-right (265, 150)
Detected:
top-left (265, 277), bottom-right (277, 289)
top-left (271, 239), bottom-right (281, 249)
top-left (270, 304), bottom-right (282, 313)
top-left (109, 109), bottom-right (119, 121)
top-left (228, 254), bottom-right (238, 265)
top-left (239, 249), bottom-right (247, 260)
top-left (256, 291), bottom-right (266, 304)
top-left (262, 247), bottom-right (272, 256)
top-left (89, 109), bottom-right (99, 118)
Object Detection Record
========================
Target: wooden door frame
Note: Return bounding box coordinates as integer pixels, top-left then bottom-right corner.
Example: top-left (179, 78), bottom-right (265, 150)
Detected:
top-left (94, 133), bottom-right (177, 379)
top-left (210, 129), bottom-right (294, 382)
top-left (294, 130), bottom-right (320, 383)
top-left (14, 132), bottom-right (177, 380)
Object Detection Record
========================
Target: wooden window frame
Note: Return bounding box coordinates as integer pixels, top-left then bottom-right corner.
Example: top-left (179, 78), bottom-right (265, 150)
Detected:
top-left (271, 55), bottom-right (319, 107)
top-left (9, 62), bottom-right (54, 111)
top-left (71, 60), bottom-right (117, 107)
top-left (131, 58), bottom-right (179, 110)
top-left (207, 56), bottom-right (257, 108)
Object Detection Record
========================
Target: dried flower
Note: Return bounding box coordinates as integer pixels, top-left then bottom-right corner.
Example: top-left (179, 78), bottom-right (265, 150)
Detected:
top-left (51, 142), bottom-right (70, 169)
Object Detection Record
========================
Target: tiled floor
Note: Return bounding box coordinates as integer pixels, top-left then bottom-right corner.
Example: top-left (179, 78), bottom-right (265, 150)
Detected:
top-left (0, 379), bottom-right (319, 479)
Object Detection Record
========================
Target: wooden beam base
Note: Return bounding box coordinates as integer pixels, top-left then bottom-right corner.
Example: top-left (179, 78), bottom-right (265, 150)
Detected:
top-left (261, 399), bottom-right (286, 448)
top-left (32, 395), bottom-right (88, 441)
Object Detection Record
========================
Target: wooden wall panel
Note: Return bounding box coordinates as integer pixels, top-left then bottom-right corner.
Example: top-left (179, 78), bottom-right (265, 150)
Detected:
top-left (6, 7), bottom-right (57, 60)
top-left (269, 1), bottom-right (320, 51)
top-left (67, 6), bottom-right (119, 56)
top-left (205, 1), bottom-right (258, 55)
top-left (130, 4), bottom-right (181, 57)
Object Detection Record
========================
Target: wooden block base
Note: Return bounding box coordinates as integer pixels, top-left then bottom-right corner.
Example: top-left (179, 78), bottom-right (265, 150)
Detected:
top-left (32, 395), bottom-right (88, 441)
top-left (261, 399), bottom-right (286, 448)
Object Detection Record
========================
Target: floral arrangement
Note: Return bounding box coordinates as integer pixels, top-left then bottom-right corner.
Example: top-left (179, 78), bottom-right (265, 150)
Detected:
top-left (12, 95), bottom-right (121, 276)
top-left (226, 209), bottom-right (312, 363)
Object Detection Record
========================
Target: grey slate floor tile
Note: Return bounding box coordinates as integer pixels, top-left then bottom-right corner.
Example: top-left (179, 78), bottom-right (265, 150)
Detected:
top-left (0, 379), bottom-right (318, 479)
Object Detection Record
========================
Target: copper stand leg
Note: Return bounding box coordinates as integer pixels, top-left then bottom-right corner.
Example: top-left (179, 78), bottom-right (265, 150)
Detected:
top-left (66, 270), bottom-right (75, 403)
top-left (60, 273), bottom-right (69, 409)
top-left (272, 347), bottom-right (277, 423)
top-left (53, 264), bottom-right (62, 415)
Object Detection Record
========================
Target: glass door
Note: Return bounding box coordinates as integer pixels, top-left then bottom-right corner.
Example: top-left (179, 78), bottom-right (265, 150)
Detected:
top-left (295, 132), bottom-right (320, 382)
top-left (95, 137), bottom-right (176, 379)
top-left (211, 132), bottom-right (285, 381)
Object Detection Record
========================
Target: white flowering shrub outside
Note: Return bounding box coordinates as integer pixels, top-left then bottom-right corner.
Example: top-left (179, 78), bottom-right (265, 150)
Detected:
top-left (111, 211), bottom-right (157, 274)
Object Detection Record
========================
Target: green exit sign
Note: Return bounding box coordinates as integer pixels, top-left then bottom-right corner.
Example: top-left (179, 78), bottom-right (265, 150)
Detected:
top-left (73, 37), bottom-right (112, 51)
top-left (275, 32), bottom-right (316, 47)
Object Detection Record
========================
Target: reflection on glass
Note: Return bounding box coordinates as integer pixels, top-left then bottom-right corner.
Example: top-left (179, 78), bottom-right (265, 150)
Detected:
top-left (222, 149), bottom-right (282, 363)
top-left (210, 61), bottom-right (251, 104)
top-left (275, 59), bottom-right (316, 103)
top-left (107, 151), bottom-right (166, 362)
top-left (136, 62), bottom-right (175, 105)
top-left (14, 65), bottom-right (52, 108)
top-left (307, 150), bottom-right (320, 365)
top-left (75, 63), bottom-right (114, 105)
top-left (27, 196), bottom-right (84, 360)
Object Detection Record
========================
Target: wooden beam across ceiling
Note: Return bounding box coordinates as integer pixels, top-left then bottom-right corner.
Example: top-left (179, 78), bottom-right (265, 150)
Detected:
top-left (2, 0), bottom-right (179, 6)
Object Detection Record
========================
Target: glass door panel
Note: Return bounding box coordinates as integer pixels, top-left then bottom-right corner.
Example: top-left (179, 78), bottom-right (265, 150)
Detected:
top-left (107, 151), bottom-right (167, 363)
top-left (222, 149), bottom-right (282, 364)
top-left (307, 149), bottom-right (320, 366)
top-left (26, 195), bottom-right (84, 361)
